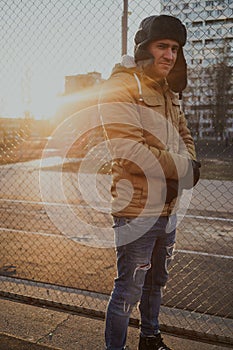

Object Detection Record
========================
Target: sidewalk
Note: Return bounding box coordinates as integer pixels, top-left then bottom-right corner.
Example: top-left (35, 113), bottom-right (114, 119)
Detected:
top-left (0, 298), bottom-right (231, 350)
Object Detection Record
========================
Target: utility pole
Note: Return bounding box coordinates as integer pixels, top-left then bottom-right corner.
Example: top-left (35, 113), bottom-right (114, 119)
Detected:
top-left (122, 0), bottom-right (128, 56)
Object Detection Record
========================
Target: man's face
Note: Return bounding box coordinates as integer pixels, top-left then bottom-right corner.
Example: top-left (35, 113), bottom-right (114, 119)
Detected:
top-left (147, 39), bottom-right (179, 80)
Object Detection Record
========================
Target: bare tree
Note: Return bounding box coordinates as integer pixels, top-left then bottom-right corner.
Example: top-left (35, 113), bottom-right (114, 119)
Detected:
top-left (206, 42), bottom-right (232, 141)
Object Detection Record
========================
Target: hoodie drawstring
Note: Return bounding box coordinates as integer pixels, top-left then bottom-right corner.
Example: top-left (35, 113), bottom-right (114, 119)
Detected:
top-left (133, 73), bottom-right (144, 102)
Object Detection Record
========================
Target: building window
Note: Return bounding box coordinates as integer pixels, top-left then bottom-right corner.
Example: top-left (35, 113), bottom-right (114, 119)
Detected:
top-left (163, 5), bottom-right (171, 11)
top-left (205, 39), bottom-right (214, 44)
top-left (216, 9), bottom-right (223, 16)
top-left (193, 40), bottom-right (202, 46)
top-left (193, 21), bottom-right (203, 27)
top-left (203, 122), bottom-right (211, 128)
top-left (205, 19), bottom-right (227, 25)
top-left (191, 58), bottom-right (203, 64)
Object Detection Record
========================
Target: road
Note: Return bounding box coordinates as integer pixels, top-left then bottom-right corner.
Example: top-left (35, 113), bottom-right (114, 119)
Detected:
top-left (0, 159), bottom-right (233, 320)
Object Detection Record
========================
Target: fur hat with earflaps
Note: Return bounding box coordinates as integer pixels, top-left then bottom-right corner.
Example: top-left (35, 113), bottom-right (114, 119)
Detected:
top-left (134, 15), bottom-right (187, 93)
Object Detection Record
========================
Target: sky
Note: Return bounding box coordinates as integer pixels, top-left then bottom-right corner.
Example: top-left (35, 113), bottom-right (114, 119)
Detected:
top-left (0, 0), bottom-right (160, 119)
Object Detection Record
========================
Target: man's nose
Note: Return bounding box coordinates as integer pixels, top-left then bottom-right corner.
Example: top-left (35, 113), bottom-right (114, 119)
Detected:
top-left (163, 48), bottom-right (173, 60)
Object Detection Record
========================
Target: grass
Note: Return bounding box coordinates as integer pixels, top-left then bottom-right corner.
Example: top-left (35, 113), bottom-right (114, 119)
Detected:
top-left (199, 158), bottom-right (233, 181)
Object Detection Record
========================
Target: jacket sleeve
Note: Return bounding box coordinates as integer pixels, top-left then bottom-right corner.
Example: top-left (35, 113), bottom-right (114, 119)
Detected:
top-left (178, 111), bottom-right (196, 160)
top-left (99, 74), bottom-right (189, 180)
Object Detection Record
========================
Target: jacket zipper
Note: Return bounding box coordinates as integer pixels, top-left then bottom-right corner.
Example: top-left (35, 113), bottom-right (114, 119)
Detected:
top-left (163, 93), bottom-right (170, 151)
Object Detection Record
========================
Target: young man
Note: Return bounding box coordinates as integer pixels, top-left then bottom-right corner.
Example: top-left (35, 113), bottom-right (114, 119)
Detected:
top-left (99, 15), bottom-right (200, 350)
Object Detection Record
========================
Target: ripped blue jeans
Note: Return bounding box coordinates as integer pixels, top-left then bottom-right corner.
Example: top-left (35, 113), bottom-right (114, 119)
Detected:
top-left (105, 215), bottom-right (176, 350)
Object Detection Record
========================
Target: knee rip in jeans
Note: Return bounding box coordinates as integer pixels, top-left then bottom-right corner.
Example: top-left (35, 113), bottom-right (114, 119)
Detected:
top-left (121, 263), bottom-right (151, 313)
top-left (123, 300), bottom-right (132, 313)
top-left (166, 243), bottom-right (175, 259)
top-left (133, 263), bottom-right (151, 281)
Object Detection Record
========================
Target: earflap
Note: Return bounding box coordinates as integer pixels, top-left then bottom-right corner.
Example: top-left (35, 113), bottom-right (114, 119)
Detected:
top-left (167, 48), bottom-right (187, 93)
top-left (134, 46), bottom-right (154, 63)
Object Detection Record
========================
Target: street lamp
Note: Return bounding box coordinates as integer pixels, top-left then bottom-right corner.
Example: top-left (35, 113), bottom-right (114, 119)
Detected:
top-left (122, 0), bottom-right (128, 56)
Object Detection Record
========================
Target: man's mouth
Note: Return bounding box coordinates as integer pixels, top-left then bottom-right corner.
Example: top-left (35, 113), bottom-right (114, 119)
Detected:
top-left (160, 62), bottom-right (172, 67)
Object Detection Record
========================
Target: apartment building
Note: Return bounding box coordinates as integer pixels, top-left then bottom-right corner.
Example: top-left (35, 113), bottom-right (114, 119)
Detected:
top-left (160, 0), bottom-right (233, 140)
top-left (64, 71), bottom-right (103, 95)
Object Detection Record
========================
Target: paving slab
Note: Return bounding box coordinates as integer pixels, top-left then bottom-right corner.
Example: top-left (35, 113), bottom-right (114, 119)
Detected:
top-left (0, 333), bottom-right (61, 350)
top-left (0, 299), bottom-right (231, 350)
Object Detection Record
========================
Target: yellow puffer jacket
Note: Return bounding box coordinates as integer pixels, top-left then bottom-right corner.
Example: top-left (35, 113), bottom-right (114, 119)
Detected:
top-left (99, 63), bottom-right (196, 218)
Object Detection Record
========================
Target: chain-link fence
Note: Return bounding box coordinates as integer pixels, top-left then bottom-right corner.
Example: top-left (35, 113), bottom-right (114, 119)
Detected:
top-left (0, 0), bottom-right (233, 348)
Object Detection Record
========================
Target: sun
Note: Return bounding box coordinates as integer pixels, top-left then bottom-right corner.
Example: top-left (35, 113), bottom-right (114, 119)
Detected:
top-left (30, 89), bottom-right (61, 120)
top-left (29, 73), bottom-right (64, 120)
